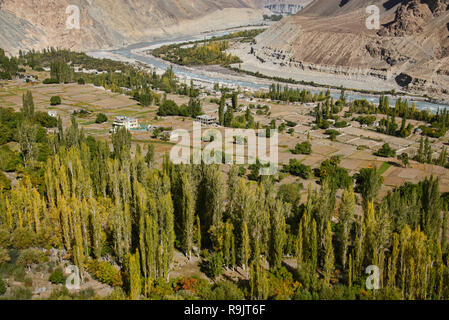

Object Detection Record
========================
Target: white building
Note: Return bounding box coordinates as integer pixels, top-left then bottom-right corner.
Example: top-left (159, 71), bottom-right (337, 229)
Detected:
top-left (161, 131), bottom-right (179, 141)
top-left (112, 116), bottom-right (139, 131)
top-left (196, 115), bottom-right (217, 126)
top-left (147, 125), bottom-right (159, 132)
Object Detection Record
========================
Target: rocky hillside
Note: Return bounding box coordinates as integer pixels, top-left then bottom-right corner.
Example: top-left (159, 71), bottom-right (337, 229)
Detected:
top-left (259, 0), bottom-right (312, 14)
top-left (0, 0), bottom-right (264, 55)
top-left (251, 0), bottom-right (449, 101)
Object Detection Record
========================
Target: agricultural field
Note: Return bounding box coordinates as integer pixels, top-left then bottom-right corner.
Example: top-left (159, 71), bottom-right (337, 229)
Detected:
top-left (2, 75), bottom-right (449, 198)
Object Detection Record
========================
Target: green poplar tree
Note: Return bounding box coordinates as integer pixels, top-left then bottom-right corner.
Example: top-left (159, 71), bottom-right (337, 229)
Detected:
top-left (323, 221), bottom-right (335, 284)
top-left (338, 185), bottom-right (355, 269)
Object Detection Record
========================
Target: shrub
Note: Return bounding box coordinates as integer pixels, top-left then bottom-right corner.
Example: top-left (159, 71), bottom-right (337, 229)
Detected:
top-left (201, 281), bottom-right (244, 300)
top-left (77, 78), bottom-right (85, 85)
top-left (0, 248), bottom-right (10, 265)
top-left (292, 141), bottom-right (312, 155)
top-left (0, 259), bottom-right (17, 278)
top-left (11, 228), bottom-right (35, 249)
top-left (355, 115), bottom-right (376, 126)
top-left (278, 123), bottom-right (286, 132)
top-left (106, 287), bottom-right (127, 300)
top-left (13, 266), bottom-right (26, 282)
top-left (268, 267), bottom-right (297, 299)
top-left (0, 278), bottom-right (6, 295)
top-left (157, 100), bottom-right (179, 116)
top-left (374, 143), bottom-right (396, 158)
top-left (278, 183), bottom-right (303, 207)
top-left (318, 120), bottom-right (330, 129)
top-left (0, 123), bottom-right (13, 145)
top-left (318, 157), bottom-right (353, 189)
top-left (86, 260), bottom-right (123, 287)
top-left (49, 287), bottom-right (95, 300)
top-left (95, 113), bottom-right (108, 124)
top-left (398, 153), bottom-right (409, 167)
top-left (283, 159), bottom-right (312, 179)
top-left (43, 78), bottom-right (59, 84)
top-left (35, 111), bottom-right (58, 128)
top-left (75, 288), bottom-right (95, 300)
top-left (17, 248), bottom-right (47, 268)
top-left (334, 121), bottom-right (348, 128)
top-left (7, 287), bottom-right (32, 300)
top-left (238, 166), bottom-right (246, 177)
top-left (150, 278), bottom-right (175, 300)
top-left (325, 129), bottom-right (341, 141)
top-left (48, 286), bottom-right (71, 300)
top-left (208, 253), bottom-right (224, 279)
top-left (0, 146), bottom-right (23, 172)
top-left (49, 267), bottom-right (65, 284)
top-left (174, 277), bottom-right (199, 294)
top-left (50, 96), bottom-right (61, 105)
top-left (293, 288), bottom-right (313, 300)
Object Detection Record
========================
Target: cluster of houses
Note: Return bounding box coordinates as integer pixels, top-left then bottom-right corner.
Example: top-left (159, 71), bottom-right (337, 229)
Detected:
top-left (107, 114), bottom-right (219, 138)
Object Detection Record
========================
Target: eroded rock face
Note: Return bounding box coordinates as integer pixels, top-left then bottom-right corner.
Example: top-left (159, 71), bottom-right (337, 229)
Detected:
top-left (0, 0), bottom-right (264, 54)
top-left (251, 0), bottom-right (449, 101)
top-left (379, 0), bottom-right (448, 36)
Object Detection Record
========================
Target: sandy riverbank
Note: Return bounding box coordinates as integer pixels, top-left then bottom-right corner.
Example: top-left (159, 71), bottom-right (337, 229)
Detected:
top-left (228, 43), bottom-right (401, 93)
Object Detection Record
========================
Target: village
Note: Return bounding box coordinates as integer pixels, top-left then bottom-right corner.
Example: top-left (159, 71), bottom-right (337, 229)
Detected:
top-left (2, 65), bottom-right (449, 200)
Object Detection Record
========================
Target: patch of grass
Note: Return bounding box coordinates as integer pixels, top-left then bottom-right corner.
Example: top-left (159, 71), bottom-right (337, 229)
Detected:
top-left (379, 162), bottom-right (392, 175)
top-left (80, 121), bottom-right (96, 126)
top-left (13, 266), bottom-right (26, 282)
top-left (111, 109), bottom-right (139, 117)
top-left (132, 138), bottom-right (175, 146)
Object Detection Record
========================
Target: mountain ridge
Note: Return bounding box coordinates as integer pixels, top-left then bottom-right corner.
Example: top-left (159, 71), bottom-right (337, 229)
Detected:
top-left (250, 0), bottom-right (449, 101)
top-left (0, 0), bottom-right (265, 55)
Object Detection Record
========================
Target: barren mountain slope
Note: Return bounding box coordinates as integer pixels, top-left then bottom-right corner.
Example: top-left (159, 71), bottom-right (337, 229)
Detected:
top-left (252, 0), bottom-right (449, 100)
top-left (0, 0), bottom-right (264, 54)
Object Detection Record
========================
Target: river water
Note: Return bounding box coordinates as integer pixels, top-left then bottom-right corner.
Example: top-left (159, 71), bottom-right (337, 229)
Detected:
top-left (90, 29), bottom-right (447, 113)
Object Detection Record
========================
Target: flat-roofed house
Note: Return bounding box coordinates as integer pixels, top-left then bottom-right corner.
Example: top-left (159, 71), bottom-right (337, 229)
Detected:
top-left (161, 131), bottom-right (179, 141)
top-left (112, 116), bottom-right (139, 131)
top-left (196, 115), bottom-right (217, 126)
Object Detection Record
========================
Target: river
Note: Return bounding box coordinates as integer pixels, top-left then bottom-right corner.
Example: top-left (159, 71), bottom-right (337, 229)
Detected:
top-left (88, 29), bottom-right (447, 113)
